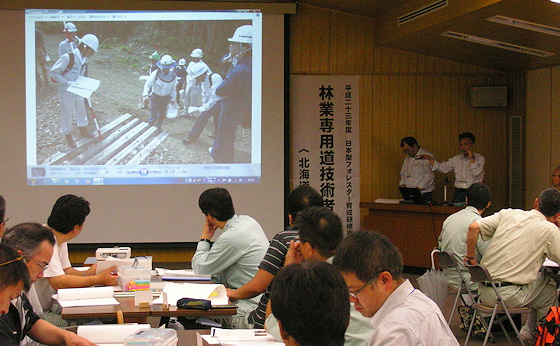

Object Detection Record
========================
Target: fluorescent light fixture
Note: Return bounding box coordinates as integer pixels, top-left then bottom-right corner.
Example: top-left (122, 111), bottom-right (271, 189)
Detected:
top-left (441, 31), bottom-right (554, 57)
top-left (551, 0), bottom-right (560, 3)
top-left (488, 15), bottom-right (560, 37)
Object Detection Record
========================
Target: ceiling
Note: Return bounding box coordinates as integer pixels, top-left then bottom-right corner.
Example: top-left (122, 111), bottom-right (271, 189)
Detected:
top-left (293, 0), bottom-right (560, 72)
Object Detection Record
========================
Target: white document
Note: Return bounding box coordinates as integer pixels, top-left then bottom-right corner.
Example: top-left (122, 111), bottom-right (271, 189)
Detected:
top-left (157, 268), bottom-right (212, 281)
top-left (152, 282), bottom-right (228, 306)
top-left (167, 102), bottom-right (178, 118)
top-left (96, 256), bottom-right (152, 274)
top-left (544, 258), bottom-right (559, 267)
top-left (67, 76), bottom-right (100, 98)
top-left (56, 286), bottom-right (119, 308)
top-left (77, 323), bottom-right (150, 345)
top-left (199, 328), bottom-right (283, 345)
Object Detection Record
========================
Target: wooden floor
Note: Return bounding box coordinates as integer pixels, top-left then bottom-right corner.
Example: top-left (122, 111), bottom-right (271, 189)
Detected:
top-left (405, 272), bottom-right (527, 345)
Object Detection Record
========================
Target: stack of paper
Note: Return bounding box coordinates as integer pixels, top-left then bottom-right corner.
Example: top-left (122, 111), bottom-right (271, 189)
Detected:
top-left (96, 256), bottom-right (152, 274)
top-left (159, 269), bottom-right (212, 281)
top-left (152, 282), bottom-right (228, 306)
top-left (56, 286), bottom-right (119, 308)
top-left (77, 323), bottom-right (150, 345)
top-left (198, 328), bottom-right (283, 345)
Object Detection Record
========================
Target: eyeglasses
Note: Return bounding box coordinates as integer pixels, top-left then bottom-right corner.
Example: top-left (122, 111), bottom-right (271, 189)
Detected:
top-left (1, 217), bottom-right (8, 223)
top-left (0, 256), bottom-right (24, 267)
top-left (28, 257), bottom-right (49, 272)
top-left (349, 271), bottom-right (384, 298)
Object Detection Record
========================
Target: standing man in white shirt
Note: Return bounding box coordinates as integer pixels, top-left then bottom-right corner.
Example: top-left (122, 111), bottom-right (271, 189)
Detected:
top-left (423, 132), bottom-right (485, 204)
top-left (333, 230), bottom-right (458, 346)
top-left (399, 136), bottom-right (436, 203)
top-left (192, 187), bottom-right (269, 328)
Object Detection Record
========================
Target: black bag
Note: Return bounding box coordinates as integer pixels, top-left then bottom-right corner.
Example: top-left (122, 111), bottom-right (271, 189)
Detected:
top-left (177, 297), bottom-right (211, 310)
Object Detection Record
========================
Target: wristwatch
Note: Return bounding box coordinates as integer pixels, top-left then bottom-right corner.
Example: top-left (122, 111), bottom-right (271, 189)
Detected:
top-left (200, 238), bottom-right (212, 244)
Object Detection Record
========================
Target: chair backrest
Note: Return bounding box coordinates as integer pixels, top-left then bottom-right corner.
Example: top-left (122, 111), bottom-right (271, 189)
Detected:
top-left (466, 264), bottom-right (492, 283)
top-left (434, 250), bottom-right (457, 268)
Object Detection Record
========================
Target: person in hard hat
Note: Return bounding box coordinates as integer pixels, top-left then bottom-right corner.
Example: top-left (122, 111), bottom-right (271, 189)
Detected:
top-left (211, 25), bottom-right (253, 163)
top-left (50, 34), bottom-right (99, 149)
top-left (176, 58), bottom-right (187, 110)
top-left (142, 54), bottom-right (177, 131)
top-left (183, 48), bottom-right (209, 111)
top-left (148, 51), bottom-right (160, 74)
top-left (182, 62), bottom-right (224, 144)
top-left (57, 22), bottom-right (79, 57)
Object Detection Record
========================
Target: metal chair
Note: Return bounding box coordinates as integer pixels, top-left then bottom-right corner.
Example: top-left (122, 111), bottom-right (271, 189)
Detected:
top-left (464, 264), bottom-right (531, 346)
top-left (431, 249), bottom-right (477, 325)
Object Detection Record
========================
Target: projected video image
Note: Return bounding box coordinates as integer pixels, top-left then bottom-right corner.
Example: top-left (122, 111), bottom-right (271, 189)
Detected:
top-left (26, 10), bottom-right (262, 186)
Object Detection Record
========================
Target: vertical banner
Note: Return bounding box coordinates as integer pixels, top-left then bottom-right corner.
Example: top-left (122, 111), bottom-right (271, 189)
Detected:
top-left (291, 75), bottom-right (360, 233)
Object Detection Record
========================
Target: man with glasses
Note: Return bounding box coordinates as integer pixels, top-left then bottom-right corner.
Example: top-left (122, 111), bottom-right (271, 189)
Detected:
top-left (552, 165), bottom-right (560, 191)
top-left (399, 136), bottom-right (436, 203)
top-left (333, 230), bottom-right (457, 345)
top-left (0, 223), bottom-right (95, 345)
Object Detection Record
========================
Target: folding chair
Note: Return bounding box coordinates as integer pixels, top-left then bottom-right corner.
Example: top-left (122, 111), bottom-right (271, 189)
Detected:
top-left (464, 264), bottom-right (531, 346)
top-left (431, 249), bottom-right (477, 325)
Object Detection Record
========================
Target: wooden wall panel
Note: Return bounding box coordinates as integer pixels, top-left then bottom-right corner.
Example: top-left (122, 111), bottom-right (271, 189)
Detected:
top-left (289, 4), bottom-right (511, 223)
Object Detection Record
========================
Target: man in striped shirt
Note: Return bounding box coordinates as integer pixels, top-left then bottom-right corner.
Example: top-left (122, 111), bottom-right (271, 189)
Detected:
top-left (226, 185), bottom-right (323, 328)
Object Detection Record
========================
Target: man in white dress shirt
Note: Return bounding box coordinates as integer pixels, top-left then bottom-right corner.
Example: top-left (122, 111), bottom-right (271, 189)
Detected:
top-left (399, 136), bottom-right (436, 203)
top-left (423, 132), bottom-right (485, 204)
top-left (334, 230), bottom-right (458, 346)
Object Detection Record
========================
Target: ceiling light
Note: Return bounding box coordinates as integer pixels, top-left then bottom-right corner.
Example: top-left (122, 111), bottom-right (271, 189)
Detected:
top-left (441, 31), bottom-right (554, 57)
top-left (488, 15), bottom-right (560, 37)
top-left (551, 0), bottom-right (560, 3)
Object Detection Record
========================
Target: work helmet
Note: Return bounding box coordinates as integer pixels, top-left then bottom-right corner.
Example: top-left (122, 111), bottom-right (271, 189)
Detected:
top-left (80, 34), bottom-right (99, 52)
top-left (190, 62), bottom-right (209, 78)
top-left (179, 58), bottom-right (186, 66)
top-left (228, 25), bottom-right (252, 44)
top-left (190, 48), bottom-right (204, 58)
top-left (157, 54), bottom-right (177, 68)
top-left (150, 51), bottom-right (160, 60)
top-left (64, 22), bottom-right (77, 33)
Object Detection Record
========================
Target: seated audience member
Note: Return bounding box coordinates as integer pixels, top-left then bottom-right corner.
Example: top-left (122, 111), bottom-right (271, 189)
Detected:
top-left (227, 184), bottom-right (323, 328)
top-left (552, 165), bottom-right (560, 191)
top-left (0, 195), bottom-right (6, 237)
top-left (34, 195), bottom-right (118, 327)
top-left (465, 188), bottom-right (560, 343)
top-left (270, 261), bottom-right (350, 346)
top-left (191, 187), bottom-right (269, 327)
top-left (265, 206), bottom-right (373, 345)
top-left (0, 224), bottom-right (95, 345)
top-left (438, 182), bottom-right (492, 291)
top-left (423, 132), bottom-right (485, 204)
top-left (333, 230), bottom-right (458, 345)
top-left (0, 243), bottom-right (30, 316)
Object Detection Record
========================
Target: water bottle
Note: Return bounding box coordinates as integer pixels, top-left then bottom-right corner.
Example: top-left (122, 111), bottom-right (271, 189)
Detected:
top-left (168, 316), bottom-right (185, 330)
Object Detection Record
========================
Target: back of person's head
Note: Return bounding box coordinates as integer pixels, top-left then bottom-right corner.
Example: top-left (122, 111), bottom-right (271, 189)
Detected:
top-left (0, 195), bottom-right (5, 224)
top-left (271, 260), bottom-right (349, 346)
top-left (295, 206), bottom-right (343, 259)
top-left (287, 185), bottom-right (323, 219)
top-left (2, 223), bottom-right (55, 258)
top-left (458, 132), bottom-right (476, 143)
top-left (400, 136), bottom-right (418, 147)
top-left (0, 243), bottom-right (30, 291)
top-left (466, 183), bottom-right (491, 210)
top-left (47, 194), bottom-right (90, 234)
top-left (538, 188), bottom-right (560, 217)
top-left (198, 187), bottom-right (235, 222)
top-left (333, 230), bottom-right (403, 283)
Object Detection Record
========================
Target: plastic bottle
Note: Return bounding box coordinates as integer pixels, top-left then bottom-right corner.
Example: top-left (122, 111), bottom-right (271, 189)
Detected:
top-left (167, 317), bottom-right (185, 330)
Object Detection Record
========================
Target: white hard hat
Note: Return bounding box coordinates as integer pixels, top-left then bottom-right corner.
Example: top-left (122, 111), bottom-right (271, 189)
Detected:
top-left (64, 22), bottom-right (77, 33)
top-left (228, 25), bottom-right (252, 44)
top-left (179, 58), bottom-right (186, 66)
top-left (80, 34), bottom-right (99, 52)
top-left (157, 54), bottom-right (176, 68)
top-left (190, 62), bottom-right (209, 78)
top-left (190, 48), bottom-right (203, 58)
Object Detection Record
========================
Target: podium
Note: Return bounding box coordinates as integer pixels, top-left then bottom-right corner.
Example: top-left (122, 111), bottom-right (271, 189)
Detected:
top-left (360, 202), bottom-right (462, 268)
